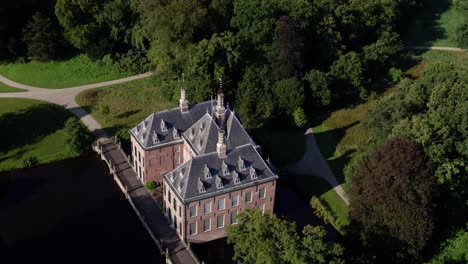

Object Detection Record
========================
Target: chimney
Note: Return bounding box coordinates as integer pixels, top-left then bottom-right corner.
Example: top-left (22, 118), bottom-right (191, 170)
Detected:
top-left (216, 129), bottom-right (226, 158)
top-left (215, 79), bottom-right (225, 124)
top-left (180, 86), bottom-right (188, 112)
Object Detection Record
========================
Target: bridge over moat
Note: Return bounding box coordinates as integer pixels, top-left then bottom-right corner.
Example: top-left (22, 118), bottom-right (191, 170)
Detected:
top-left (93, 138), bottom-right (200, 264)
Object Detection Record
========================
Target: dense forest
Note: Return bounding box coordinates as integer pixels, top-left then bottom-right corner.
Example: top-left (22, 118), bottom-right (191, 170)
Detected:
top-left (1, 0), bottom-right (467, 263)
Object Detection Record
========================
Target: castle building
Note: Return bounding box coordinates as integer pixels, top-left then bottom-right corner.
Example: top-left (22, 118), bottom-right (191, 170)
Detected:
top-left (129, 85), bottom-right (278, 243)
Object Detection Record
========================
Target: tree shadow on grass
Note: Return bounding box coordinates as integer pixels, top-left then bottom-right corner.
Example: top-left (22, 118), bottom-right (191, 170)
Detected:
top-left (313, 121), bottom-right (359, 159)
top-left (328, 149), bottom-right (355, 186)
top-left (115, 110), bottom-right (140, 119)
top-left (0, 104), bottom-right (73, 154)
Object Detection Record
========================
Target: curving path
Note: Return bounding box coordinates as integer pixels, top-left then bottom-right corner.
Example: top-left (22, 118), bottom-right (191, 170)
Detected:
top-left (288, 128), bottom-right (350, 206)
top-left (0, 72), bottom-right (154, 139)
top-left (405, 46), bottom-right (466, 52)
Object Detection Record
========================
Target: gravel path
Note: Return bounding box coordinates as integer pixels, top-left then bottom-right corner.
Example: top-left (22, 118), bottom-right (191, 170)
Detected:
top-left (288, 128), bottom-right (350, 206)
top-left (0, 72), bottom-right (154, 139)
top-left (405, 46), bottom-right (466, 52)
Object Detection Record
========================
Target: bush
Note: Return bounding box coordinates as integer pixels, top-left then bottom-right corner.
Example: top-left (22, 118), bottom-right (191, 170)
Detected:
top-left (22, 156), bottom-right (39, 169)
top-left (145, 180), bottom-right (157, 190)
top-left (388, 67), bottom-right (403, 83)
top-left (454, 23), bottom-right (468, 49)
top-left (98, 104), bottom-right (110, 115)
top-left (293, 107), bottom-right (308, 127)
top-left (310, 196), bottom-right (334, 224)
top-left (64, 117), bottom-right (93, 155)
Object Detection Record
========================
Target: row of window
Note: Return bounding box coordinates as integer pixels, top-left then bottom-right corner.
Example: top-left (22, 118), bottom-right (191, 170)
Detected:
top-left (189, 187), bottom-right (267, 218)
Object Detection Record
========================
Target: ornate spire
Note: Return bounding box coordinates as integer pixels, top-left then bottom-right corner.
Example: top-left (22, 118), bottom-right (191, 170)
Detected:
top-left (215, 78), bottom-right (226, 125)
top-left (216, 129), bottom-right (226, 158)
top-left (179, 73), bottom-right (188, 112)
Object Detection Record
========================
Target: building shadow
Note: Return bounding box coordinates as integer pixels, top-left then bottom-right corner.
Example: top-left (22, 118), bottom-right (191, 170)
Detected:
top-left (312, 121), bottom-right (359, 160)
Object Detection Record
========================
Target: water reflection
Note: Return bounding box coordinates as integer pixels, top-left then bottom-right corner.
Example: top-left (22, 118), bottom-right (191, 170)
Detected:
top-left (0, 155), bottom-right (164, 263)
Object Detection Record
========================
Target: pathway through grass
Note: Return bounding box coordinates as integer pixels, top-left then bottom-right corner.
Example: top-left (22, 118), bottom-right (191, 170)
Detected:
top-left (0, 55), bottom-right (127, 88)
top-left (0, 98), bottom-right (75, 171)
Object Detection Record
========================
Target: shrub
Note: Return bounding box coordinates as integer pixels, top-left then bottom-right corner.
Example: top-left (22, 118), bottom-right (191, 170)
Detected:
top-left (22, 156), bottom-right (39, 169)
top-left (388, 67), bottom-right (403, 83)
top-left (145, 180), bottom-right (157, 190)
top-left (310, 196), bottom-right (334, 224)
top-left (98, 104), bottom-right (110, 115)
top-left (64, 117), bottom-right (93, 155)
top-left (293, 107), bottom-right (308, 127)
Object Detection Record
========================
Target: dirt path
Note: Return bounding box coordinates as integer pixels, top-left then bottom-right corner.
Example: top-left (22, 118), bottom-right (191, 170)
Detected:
top-left (288, 128), bottom-right (350, 206)
top-left (405, 46), bottom-right (466, 52)
top-left (0, 72), bottom-right (154, 139)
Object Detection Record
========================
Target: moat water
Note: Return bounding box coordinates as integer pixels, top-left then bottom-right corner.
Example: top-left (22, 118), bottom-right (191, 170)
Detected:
top-left (0, 155), bottom-right (164, 263)
top-left (0, 154), bottom-right (335, 264)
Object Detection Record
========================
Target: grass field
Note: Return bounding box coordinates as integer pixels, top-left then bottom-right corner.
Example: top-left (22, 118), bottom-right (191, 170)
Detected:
top-left (290, 175), bottom-right (349, 233)
top-left (0, 82), bottom-right (25, 93)
top-left (0, 54), bottom-right (128, 88)
top-left (404, 0), bottom-right (463, 47)
top-left (76, 77), bottom-right (174, 141)
top-left (0, 98), bottom-right (76, 171)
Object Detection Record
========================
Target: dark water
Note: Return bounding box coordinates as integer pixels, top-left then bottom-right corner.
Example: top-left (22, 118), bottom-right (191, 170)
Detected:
top-left (0, 155), bottom-right (164, 263)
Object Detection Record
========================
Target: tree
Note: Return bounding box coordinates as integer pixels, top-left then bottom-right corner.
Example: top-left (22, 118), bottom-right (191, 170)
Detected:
top-left (226, 209), bottom-right (343, 264)
top-left (293, 107), bottom-right (308, 127)
top-left (272, 77), bottom-right (304, 116)
top-left (429, 223), bottom-right (468, 263)
top-left (303, 69), bottom-right (331, 106)
top-left (350, 137), bottom-right (436, 263)
top-left (64, 117), bottom-right (93, 155)
top-left (22, 12), bottom-right (63, 61)
top-left (329, 51), bottom-right (366, 100)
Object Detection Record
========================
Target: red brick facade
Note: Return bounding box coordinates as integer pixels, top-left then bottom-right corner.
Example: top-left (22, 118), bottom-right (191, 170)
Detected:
top-left (163, 180), bottom-right (276, 243)
top-left (131, 137), bottom-right (185, 183)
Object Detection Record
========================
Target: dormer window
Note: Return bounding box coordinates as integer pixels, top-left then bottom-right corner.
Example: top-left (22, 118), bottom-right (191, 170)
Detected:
top-left (250, 167), bottom-right (257, 180)
top-left (204, 164), bottom-right (211, 179)
top-left (173, 128), bottom-right (179, 139)
top-left (170, 172), bottom-right (176, 183)
top-left (178, 181), bottom-right (183, 192)
top-left (238, 156), bottom-right (245, 171)
top-left (232, 171), bottom-right (240, 184)
top-left (143, 121), bottom-right (147, 130)
top-left (152, 131), bottom-right (159, 144)
top-left (198, 178), bottom-right (206, 193)
top-left (189, 128), bottom-right (195, 139)
top-left (198, 139), bottom-right (204, 150)
top-left (179, 167), bottom-right (185, 178)
top-left (222, 161), bottom-right (229, 176)
top-left (200, 122), bottom-right (205, 132)
top-left (215, 175), bottom-right (223, 189)
top-left (160, 119), bottom-right (167, 132)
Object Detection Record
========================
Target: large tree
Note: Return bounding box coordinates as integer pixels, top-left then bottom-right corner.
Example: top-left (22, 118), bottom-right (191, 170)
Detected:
top-left (22, 12), bottom-right (63, 61)
top-left (226, 209), bottom-right (343, 264)
top-left (350, 137), bottom-right (436, 263)
top-left (64, 117), bottom-right (93, 155)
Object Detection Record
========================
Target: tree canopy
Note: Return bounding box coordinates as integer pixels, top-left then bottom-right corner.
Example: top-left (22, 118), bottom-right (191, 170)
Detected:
top-left (350, 137), bottom-right (436, 263)
top-left (226, 209), bottom-right (343, 264)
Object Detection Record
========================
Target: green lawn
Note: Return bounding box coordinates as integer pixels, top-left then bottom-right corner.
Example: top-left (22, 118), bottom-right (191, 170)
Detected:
top-left (0, 98), bottom-right (76, 171)
top-left (76, 77), bottom-right (174, 141)
top-left (404, 0), bottom-right (464, 47)
top-left (290, 175), bottom-right (349, 234)
top-left (0, 82), bottom-right (26, 93)
top-left (250, 127), bottom-right (305, 167)
top-left (0, 54), bottom-right (128, 88)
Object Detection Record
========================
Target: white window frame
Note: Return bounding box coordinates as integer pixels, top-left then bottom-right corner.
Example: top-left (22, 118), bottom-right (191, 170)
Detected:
top-left (230, 211), bottom-right (238, 225)
top-left (232, 195), bottom-right (239, 207)
top-left (217, 198), bottom-right (225, 211)
top-left (204, 202), bottom-right (212, 214)
top-left (259, 187), bottom-right (266, 199)
top-left (189, 222), bottom-right (197, 236)
top-left (245, 191), bottom-right (252, 203)
top-left (258, 203), bottom-right (265, 214)
top-left (190, 205), bottom-right (197, 218)
top-left (203, 218), bottom-right (211, 232)
top-left (217, 215), bottom-right (224, 229)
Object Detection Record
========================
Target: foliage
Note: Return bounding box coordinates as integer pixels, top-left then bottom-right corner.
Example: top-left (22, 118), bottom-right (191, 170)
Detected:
top-left (98, 105), bottom-right (110, 116)
top-left (22, 12), bottom-right (63, 62)
top-left (350, 137), bottom-right (436, 263)
top-left (22, 156), bottom-right (39, 169)
top-left (388, 67), bottom-right (403, 83)
top-left (272, 77), bottom-right (304, 115)
top-left (329, 51), bottom-right (365, 100)
top-left (310, 196), bottom-right (333, 225)
top-left (292, 107), bottom-right (308, 128)
top-left (64, 117), bottom-right (93, 156)
top-left (145, 180), bottom-right (157, 190)
top-left (429, 223), bottom-right (468, 264)
top-left (226, 209), bottom-right (343, 264)
top-left (303, 69), bottom-right (331, 107)
top-left (454, 22), bottom-right (468, 49)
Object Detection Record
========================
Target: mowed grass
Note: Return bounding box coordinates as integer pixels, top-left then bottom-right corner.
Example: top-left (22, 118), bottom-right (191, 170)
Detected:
top-left (404, 0), bottom-right (463, 47)
top-left (290, 175), bottom-right (349, 233)
top-left (0, 54), bottom-right (127, 88)
top-left (76, 77), bottom-right (174, 141)
top-left (0, 82), bottom-right (26, 93)
top-left (0, 98), bottom-right (76, 171)
top-left (251, 127), bottom-right (305, 167)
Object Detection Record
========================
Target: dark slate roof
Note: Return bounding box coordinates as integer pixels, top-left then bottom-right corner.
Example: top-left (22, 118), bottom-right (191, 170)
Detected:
top-left (130, 101), bottom-right (215, 148)
top-left (225, 110), bottom-right (254, 149)
top-left (164, 144), bottom-right (278, 202)
top-left (182, 113), bottom-right (219, 155)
